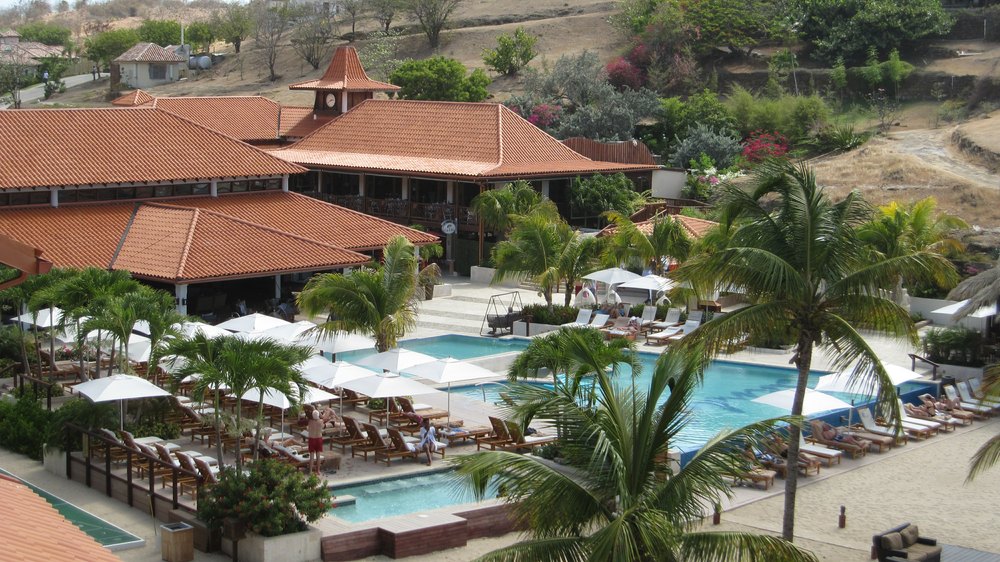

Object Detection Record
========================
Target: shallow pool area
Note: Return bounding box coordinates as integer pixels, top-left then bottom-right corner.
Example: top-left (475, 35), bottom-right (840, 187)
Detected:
top-left (329, 470), bottom-right (497, 523)
top-left (338, 334), bottom-right (529, 364)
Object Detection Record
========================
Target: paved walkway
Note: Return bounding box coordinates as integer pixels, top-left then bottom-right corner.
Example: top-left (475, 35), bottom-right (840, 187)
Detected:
top-left (2, 72), bottom-right (105, 109)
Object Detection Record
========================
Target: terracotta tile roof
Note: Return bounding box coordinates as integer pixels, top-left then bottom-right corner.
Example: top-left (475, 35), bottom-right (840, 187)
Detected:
top-left (279, 106), bottom-right (333, 138)
top-left (110, 89), bottom-right (154, 106)
top-left (0, 108), bottom-right (304, 190)
top-left (182, 191), bottom-right (441, 251)
top-left (151, 96), bottom-right (282, 142)
top-left (561, 137), bottom-right (657, 165)
top-left (14, 41), bottom-right (63, 60)
top-left (289, 46), bottom-right (399, 92)
top-left (114, 42), bottom-right (185, 63)
top-left (275, 100), bottom-right (658, 179)
top-left (111, 203), bottom-right (369, 282)
top-left (1, 28), bottom-right (20, 37)
top-left (600, 213), bottom-right (718, 240)
top-left (0, 475), bottom-right (120, 562)
top-left (0, 192), bottom-right (438, 281)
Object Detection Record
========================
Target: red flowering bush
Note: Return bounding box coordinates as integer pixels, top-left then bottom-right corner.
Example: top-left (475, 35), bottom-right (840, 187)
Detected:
top-left (606, 56), bottom-right (646, 91)
top-left (198, 459), bottom-right (333, 537)
top-left (525, 103), bottom-right (562, 129)
top-left (742, 130), bottom-right (789, 163)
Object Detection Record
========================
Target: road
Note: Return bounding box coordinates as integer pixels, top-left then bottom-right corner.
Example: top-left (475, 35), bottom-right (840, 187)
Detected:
top-left (1, 72), bottom-right (105, 109)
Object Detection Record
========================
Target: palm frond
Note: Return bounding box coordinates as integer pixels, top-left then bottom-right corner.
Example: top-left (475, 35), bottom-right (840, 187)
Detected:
top-left (967, 434), bottom-right (1000, 482)
top-left (679, 530), bottom-right (818, 562)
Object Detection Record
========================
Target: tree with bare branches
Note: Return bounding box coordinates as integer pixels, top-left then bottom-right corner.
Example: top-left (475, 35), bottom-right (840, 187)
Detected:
top-left (404, 0), bottom-right (463, 48)
top-left (370, 0), bottom-right (401, 32)
top-left (291, 3), bottom-right (337, 70)
top-left (252, 0), bottom-right (298, 82)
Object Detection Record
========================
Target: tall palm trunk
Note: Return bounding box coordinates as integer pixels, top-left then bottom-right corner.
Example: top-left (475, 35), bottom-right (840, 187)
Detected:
top-left (235, 405), bottom-right (245, 471)
top-left (252, 399), bottom-right (267, 462)
top-left (31, 322), bottom-right (44, 377)
top-left (48, 304), bottom-right (56, 372)
top-left (783, 335), bottom-right (814, 542)
top-left (212, 385), bottom-right (224, 467)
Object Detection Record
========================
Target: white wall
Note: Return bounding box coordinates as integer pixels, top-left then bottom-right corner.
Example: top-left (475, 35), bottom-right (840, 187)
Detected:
top-left (651, 169), bottom-right (686, 199)
top-left (910, 296), bottom-right (989, 332)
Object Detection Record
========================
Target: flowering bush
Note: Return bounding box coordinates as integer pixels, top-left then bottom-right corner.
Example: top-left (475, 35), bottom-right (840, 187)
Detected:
top-left (526, 104), bottom-right (562, 129)
top-left (606, 56), bottom-right (646, 90)
top-left (682, 154), bottom-right (744, 201)
top-left (198, 459), bottom-right (333, 537)
top-left (741, 130), bottom-right (789, 163)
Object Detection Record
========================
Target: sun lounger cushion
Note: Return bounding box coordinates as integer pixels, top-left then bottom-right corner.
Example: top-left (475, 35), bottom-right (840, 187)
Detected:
top-left (881, 533), bottom-right (904, 551)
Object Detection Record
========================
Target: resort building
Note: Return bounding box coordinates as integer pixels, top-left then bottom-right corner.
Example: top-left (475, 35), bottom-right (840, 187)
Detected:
top-left (112, 42), bottom-right (185, 90)
top-left (0, 107), bottom-right (437, 318)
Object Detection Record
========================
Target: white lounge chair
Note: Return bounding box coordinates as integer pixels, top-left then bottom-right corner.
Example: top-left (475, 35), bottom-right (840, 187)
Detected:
top-left (650, 308), bottom-right (681, 330)
top-left (662, 319), bottom-right (702, 344)
top-left (586, 313), bottom-right (610, 329)
top-left (637, 306), bottom-right (657, 330)
top-left (966, 378), bottom-right (1000, 408)
top-left (857, 408), bottom-right (913, 441)
top-left (561, 309), bottom-right (593, 328)
top-left (645, 324), bottom-right (685, 345)
top-left (895, 400), bottom-right (945, 432)
top-left (797, 433), bottom-right (842, 466)
top-left (946, 385), bottom-right (994, 416)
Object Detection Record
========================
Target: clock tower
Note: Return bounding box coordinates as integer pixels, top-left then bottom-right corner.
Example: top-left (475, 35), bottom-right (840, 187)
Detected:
top-left (288, 46), bottom-right (401, 115)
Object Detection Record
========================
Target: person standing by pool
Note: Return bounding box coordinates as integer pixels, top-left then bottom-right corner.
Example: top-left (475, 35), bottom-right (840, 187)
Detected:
top-left (307, 410), bottom-right (324, 474)
top-left (418, 418), bottom-right (438, 466)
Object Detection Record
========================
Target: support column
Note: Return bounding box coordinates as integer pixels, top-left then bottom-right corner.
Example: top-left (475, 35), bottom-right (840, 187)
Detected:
top-left (281, 175), bottom-right (289, 192)
top-left (210, 179), bottom-right (218, 197)
top-left (341, 93), bottom-right (348, 114)
top-left (174, 284), bottom-right (188, 315)
top-left (477, 183), bottom-right (485, 265)
top-left (316, 171), bottom-right (323, 194)
top-left (274, 275), bottom-right (282, 300)
top-left (358, 174), bottom-right (365, 196)
top-left (541, 179), bottom-right (550, 199)
top-left (50, 189), bottom-right (58, 208)
top-left (400, 177), bottom-right (409, 200)
top-left (446, 181), bottom-right (454, 204)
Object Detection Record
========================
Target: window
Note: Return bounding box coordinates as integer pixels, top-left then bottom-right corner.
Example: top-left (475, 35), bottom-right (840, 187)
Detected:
top-left (148, 64), bottom-right (167, 80)
top-left (192, 183), bottom-right (211, 195)
top-left (134, 186), bottom-right (154, 199)
top-left (231, 181), bottom-right (249, 193)
top-left (216, 182), bottom-right (232, 194)
top-left (173, 184), bottom-right (193, 196)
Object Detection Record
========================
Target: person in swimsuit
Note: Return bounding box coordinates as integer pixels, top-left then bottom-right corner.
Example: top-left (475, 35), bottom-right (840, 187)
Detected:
top-left (307, 410), bottom-right (324, 474)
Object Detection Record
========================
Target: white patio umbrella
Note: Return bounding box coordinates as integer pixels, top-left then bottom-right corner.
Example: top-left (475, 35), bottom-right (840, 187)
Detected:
top-left (216, 313), bottom-right (290, 334)
top-left (814, 364), bottom-right (924, 394)
top-left (178, 322), bottom-right (232, 339)
top-left (752, 388), bottom-right (853, 416)
top-left (340, 372), bottom-right (440, 425)
top-left (133, 320), bottom-right (151, 336)
top-left (252, 322), bottom-right (375, 355)
top-left (402, 357), bottom-right (498, 424)
top-left (582, 267), bottom-right (642, 285)
top-left (241, 385), bottom-right (338, 430)
top-left (617, 274), bottom-right (675, 292)
top-left (73, 374), bottom-right (171, 430)
top-left (17, 307), bottom-right (64, 328)
top-left (355, 348), bottom-right (437, 373)
top-left (299, 359), bottom-right (376, 415)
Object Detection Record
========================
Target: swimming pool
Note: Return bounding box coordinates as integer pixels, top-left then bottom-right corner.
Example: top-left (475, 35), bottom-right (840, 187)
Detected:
top-left (329, 470), bottom-right (497, 523)
top-left (337, 334), bottom-right (530, 363)
top-left (450, 357), bottom-right (930, 449)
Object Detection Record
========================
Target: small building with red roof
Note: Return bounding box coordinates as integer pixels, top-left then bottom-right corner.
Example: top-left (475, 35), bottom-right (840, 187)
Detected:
top-left (113, 42), bottom-right (185, 90)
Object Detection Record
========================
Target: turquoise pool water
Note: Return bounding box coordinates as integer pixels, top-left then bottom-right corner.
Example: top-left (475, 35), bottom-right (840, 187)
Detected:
top-left (329, 470), bottom-right (497, 523)
top-left (337, 334), bottom-right (530, 363)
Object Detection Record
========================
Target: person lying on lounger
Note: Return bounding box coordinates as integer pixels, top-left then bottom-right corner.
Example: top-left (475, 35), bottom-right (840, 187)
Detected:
top-left (818, 421), bottom-right (870, 448)
top-left (919, 393), bottom-right (974, 421)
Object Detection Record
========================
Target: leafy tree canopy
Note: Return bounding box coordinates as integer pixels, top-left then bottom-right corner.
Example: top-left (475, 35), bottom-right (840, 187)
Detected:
top-left (185, 21), bottom-right (214, 52)
top-left (85, 28), bottom-right (140, 67)
top-left (390, 56), bottom-right (490, 101)
top-left (793, 0), bottom-right (953, 65)
top-left (683, 0), bottom-right (783, 57)
top-left (138, 19), bottom-right (182, 47)
top-left (570, 173), bottom-right (644, 221)
top-left (210, 3), bottom-right (254, 54)
top-left (482, 27), bottom-right (537, 76)
top-left (16, 22), bottom-right (72, 47)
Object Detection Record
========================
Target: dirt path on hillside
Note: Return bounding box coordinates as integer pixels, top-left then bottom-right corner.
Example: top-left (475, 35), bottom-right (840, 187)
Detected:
top-left (888, 128), bottom-right (998, 190)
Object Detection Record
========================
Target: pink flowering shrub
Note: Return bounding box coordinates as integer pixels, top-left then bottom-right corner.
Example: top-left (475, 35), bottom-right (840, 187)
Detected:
top-left (741, 130), bottom-right (789, 163)
top-left (526, 104), bottom-right (562, 129)
top-left (606, 57), bottom-right (646, 91)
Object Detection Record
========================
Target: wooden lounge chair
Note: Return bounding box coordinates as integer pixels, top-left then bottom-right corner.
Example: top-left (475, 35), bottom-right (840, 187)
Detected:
top-left (586, 313), bottom-right (610, 330)
top-left (331, 417), bottom-right (369, 452)
top-left (273, 444), bottom-right (311, 471)
top-left (856, 408), bottom-right (916, 444)
top-left (649, 308), bottom-right (681, 331)
top-left (602, 317), bottom-right (639, 341)
top-left (351, 423), bottom-right (390, 461)
top-left (340, 389), bottom-right (370, 407)
top-left (477, 416), bottom-right (514, 451)
top-left (892, 400), bottom-right (948, 433)
top-left (807, 421), bottom-right (867, 459)
top-left (942, 385), bottom-right (990, 418)
top-left (499, 421), bottom-right (558, 452)
top-left (397, 397), bottom-right (448, 421)
top-left (966, 378), bottom-right (1000, 408)
top-left (954, 382), bottom-right (1000, 413)
top-left (761, 435), bottom-right (822, 477)
top-left (797, 433), bottom-right (842, 466)
top-left (734, 467), bottom-right (777, 490)
top-left (903, 402), bottom-right (960, 431)
top-left (375, 428), bottom-right (419, 467)
top-left (180, 456), bottom-right (221, 500)
top-left (636, 306), bottom-right (658, 333)
top-left (561, 308), bottom-right (593, 328)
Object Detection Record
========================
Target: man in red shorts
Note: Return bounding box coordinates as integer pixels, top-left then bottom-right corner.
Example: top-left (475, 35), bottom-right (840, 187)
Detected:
top-left (307, 410), bottom-right (324, 474)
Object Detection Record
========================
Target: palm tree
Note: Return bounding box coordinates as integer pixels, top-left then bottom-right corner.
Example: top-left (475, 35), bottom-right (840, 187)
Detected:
top-left (243, 339), bottom-right (312, 461)
top-left (859, 196), bottom-right (966, 298)
top-left (46, 268), bottom-right (138, 380)
top-left (454, 343), bottom-right (816, 562)
top-left (967, 364), bottom-right (1000, 482)
top-left (25, 268), bottom-right (74, 374)
top-left (138, 286), bottom-right (186, 383)
top-left (556, 235), bottom-right (603, 307)
top-left (674, 160), bottom-right (956, 541)
top-left (166, 334), bottom-right (232, 466)
top-left (83, 288), bottom-right (156, 375)
top-left (492, 203), bottom-right (572, 306)
top-left (298, 235), bottom-right (419, 352)
top-left (602, 212), bottom-right (693, 275)
top-left (470, 180), bottom-right (542, 236)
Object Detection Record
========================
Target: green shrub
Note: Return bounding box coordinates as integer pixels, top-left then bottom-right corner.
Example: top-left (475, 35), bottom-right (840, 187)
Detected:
top-left (482, 27), bottom-right (537, 76)
top-left (521, 304), bottom-right (580, 325)
top-left (810, 124), bottom-right (870, 152)
top-left (198, 459), bottom-right (333, 537)
top-left (0, 389), bottom-right (52, 459)
top-left (670, 124), bottom-right (741, 169)
top-left (922, 326), bottom-right (983, 367)
top-left (127, 420), bottom-right (181, 440)
top-left (43, 397), bottom-right (118, 453)
top-left (725, 86), bottom-right (831, 141)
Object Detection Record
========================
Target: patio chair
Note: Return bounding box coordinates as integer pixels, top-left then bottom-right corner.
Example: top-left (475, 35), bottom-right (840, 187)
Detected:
top-left (806, 420), bottom-right (868, 459)
top-left (273, 444), bottom-right (311, 471)
top-left (660, 319), bottom-right (703, 344)
top-left (601, 317), bottom-right (638, 341)
top-left (180, 455), bottom-right (221, 500)
top-left (561, 308), bottom-right (593, 328)
top-left (331, 416), bottom-right (369, 452)
top-left (637, 306), bottom-right (657, 333)
top-left (867, 406), bottom-right (937, 439)
top-left (162, 451), bottom-right (202, 490)
top-left (351, 423), bottom-right (391, 461)
top-left (761, 435), bottom-right (821, 477)
top-left (650, 308), bottom-right (682, 330)
top-left (944, 385), bottom-right (992, 417)
top-left (499, 421), bottom-right (558, 453)
top-left (902, 402), bottom-right (960, 431)
top-left (955, 382), bottom-right (1000, 413)
top-left (397, 397), bottom-right (448, 421)
top-left (477, 416), bottom-right (514, 451)
top-left (375, 428), bottom-right (419, 467)
top-left (892, 400), bottom-right (946, 433)
top-left (797, 433), bottom-right (842, 466)
top-left (966, 378), bottom-right (1000, 408)
top-left (733, 450), bottom-right (777, 490)
top-left (645, 324), bottom-right (685, 345)
top-left (340, 389), bottom-right (370, 407)
top-left (586, 313), bottom-right (611, 329)
top-left (853, 409), bottom-right (906, 448)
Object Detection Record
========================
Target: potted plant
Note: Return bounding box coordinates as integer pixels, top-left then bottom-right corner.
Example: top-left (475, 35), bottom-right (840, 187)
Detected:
top-left (199, 459), bottom-right (333, 562)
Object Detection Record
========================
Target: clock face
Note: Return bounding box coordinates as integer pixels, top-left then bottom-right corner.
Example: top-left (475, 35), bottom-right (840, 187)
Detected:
top-left (325, 93), bottom-right (337, 108)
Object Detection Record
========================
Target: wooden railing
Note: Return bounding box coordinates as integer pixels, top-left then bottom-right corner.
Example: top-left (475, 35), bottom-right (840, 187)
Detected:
top-left (908, 354), bottom-right (940, 380)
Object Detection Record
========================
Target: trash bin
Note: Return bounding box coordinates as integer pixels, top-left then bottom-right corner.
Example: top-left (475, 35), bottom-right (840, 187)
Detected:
top-left (161, 522), bottom-right (194, 562)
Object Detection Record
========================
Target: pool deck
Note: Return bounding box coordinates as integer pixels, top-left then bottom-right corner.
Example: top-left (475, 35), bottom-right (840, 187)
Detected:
top-left (1, 277), bottom-right (995, 561)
